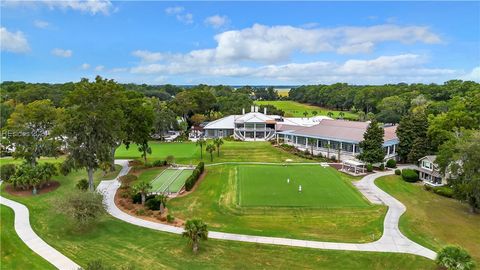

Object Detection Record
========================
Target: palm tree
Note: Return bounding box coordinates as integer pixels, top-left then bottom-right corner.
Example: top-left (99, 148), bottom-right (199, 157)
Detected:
top-left (436, 246), bottom-right (475, 270)
top-left (307, 138), bottom-right (316, 156)
top-left (206, 143), bottom-right (216, 162)
top-left (138, 140), bottom-right (152, 164)
top-left (303, 111), bottom-right (308, 118)
top-left (196, 138), bottom-right (206, 159)
top-left (133, 181), bottom-right (152, 205)
top-left (213, 138), bottom-right (224, 157)
top-left (157, 194), bottom-right (168, 214)
top-left (327, 111), bottom-right (334, 118)
top-left (182, 219), bottom-right (208, 253)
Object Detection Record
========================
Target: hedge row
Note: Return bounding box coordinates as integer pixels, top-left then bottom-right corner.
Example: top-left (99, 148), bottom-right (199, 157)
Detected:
top-left (185, 162), bottom-right (205, 191)
top-left (401, 169), bottom-right (419, 182)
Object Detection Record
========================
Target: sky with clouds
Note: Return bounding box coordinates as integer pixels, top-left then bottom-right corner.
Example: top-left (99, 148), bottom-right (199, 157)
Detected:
top-left (1, 1), bottom-right (479, 85)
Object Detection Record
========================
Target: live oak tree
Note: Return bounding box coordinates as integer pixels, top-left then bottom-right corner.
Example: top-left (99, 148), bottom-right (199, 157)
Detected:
top-left (7, 99), bottom-right (63, 166)
top-left (358, 119), bottom-right (385, 164)
top-left (437, 130), bottom-right (480, 213)
top-left (61, 77), bottom-right (126, 191)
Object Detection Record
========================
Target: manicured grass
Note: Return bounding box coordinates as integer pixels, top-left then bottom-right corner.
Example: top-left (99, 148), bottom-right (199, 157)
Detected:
top-left (115, 140), bottom-right (312, 164)
top-left (169, 170), bottom-right (193, 192)
top-left (150, 169), bottom-right (178, 191)
top-left (376, 175), bottom-right (480, 263)
top-left (255, 100), bottom-right (358, 119)
top-left (0, 167), bottom-right (435, 269)
top-left (169, 165), bottom-right (386, 242)
top-left (0, 156), bottom-right (65, 166)
top-left (238, 165), bottom-right (368, 208)
top-left (0, 206), bottom-right (55, 270)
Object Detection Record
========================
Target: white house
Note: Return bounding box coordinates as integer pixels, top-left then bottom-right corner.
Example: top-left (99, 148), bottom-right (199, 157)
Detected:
top-left (203, 106), bottom-right (325, 141)
top-left (417, 155), bottom-right (447, 186)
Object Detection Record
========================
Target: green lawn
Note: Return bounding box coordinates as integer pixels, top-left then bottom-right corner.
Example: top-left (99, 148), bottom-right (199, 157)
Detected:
top-left (0, 167), bottom-right (435, 269)
top-left (376, 175), bottom-right (480, 263)
top-left (255, 100), bottom-right (358, 119)
top-left (169, 165), bottom-right (386, 242)
top-left (115, 140), bottom-right (313, 164)
top-left (0, 156), bottom-right (65, 166)
top-left (0, 206), bottom-right (55, 270)
top-left (238, 165), bottom-right (367, 208)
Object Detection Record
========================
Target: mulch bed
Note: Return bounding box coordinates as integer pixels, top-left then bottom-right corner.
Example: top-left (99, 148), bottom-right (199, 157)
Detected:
top-left (4, 181), bottom-right (60, 197)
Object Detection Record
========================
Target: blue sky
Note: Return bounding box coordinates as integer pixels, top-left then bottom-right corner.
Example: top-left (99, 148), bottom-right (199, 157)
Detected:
top-left (1, 1), bottom-right (479, 85)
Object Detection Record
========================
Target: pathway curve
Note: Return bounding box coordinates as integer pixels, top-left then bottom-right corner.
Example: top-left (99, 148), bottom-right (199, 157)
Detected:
top-left (99, 161), bottom-right (437, 260)
top-left (0, 182), bottom-right (80, 270)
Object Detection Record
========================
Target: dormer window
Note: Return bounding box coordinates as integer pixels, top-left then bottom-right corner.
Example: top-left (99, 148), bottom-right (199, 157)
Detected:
top-left (422, 160), bottom-right (432, 169)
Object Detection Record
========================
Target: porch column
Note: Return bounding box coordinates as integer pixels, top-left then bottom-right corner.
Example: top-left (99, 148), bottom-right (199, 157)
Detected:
top-left (305, 137), bottom-right (308, 148)
top-left (352, 144), bottom-right (356, 155)
top-left (295, 136), bottom-right (298, 146)
top-left (393, 144), bottom-right (396, 154)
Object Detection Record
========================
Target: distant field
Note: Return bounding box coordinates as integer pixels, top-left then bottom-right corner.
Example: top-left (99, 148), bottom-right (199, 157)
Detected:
top-left (238, 165), bottom-right (367, 208)
top-left (255, 100), bottom-right (358, 119)
top-left (275, 88), bottom-right (290, 97)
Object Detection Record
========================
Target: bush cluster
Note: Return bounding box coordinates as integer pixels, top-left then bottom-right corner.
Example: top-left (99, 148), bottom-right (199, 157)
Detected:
top-left (119, 174), bottom-right (137, 188)
top-left (153, 160), bottom-right (167, 167)
top-left (76, 179), bottom-right (89, 191)
top-left (366, 164), bottom-right (373, 172)
top-left (386, 159), bottom-right (397, 168)
top-left (167, 214), bottom-right (175, 223)
top-left (378, 164), bottom-right (385, 171)
top-left (401, 169), bottom-right (419, 182)
top-left (278, 144), bottom-right (328, 161)
top-left (132, 193), bottom-right (155, 204)
top-left (0, 164), bottom-right (16, 181)
top-left (145, 195), bottom-right (166, 210)
top-left (433, 186), bottom-right (454, 198)
top-left (185, 162), bottom-right (205, 191)
top-left (395, 169), bottom-right (401, 175)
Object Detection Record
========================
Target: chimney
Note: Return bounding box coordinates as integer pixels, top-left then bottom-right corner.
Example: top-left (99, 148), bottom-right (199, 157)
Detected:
top-left (264, 107), bottom-right (267, 115)
top-left (251, 105), bottom-right (254, 112)
top-left (242, 108), bottom-right (245, 115)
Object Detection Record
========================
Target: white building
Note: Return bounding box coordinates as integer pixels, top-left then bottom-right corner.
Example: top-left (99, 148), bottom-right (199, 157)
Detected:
top-left (417, 155), bottom-right (447, 186)
top-left (203, 106), bottom-right (325, 141)
top-left (201, 106), bottom-right (400, 162)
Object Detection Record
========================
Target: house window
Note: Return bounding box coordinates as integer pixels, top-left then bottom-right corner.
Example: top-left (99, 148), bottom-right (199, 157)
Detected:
top-left (422, 161), bottom-right (432, 169)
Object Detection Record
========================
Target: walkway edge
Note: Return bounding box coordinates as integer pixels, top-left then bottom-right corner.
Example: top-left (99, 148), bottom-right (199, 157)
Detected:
top-left (0, 182), bottom-right (80, 270)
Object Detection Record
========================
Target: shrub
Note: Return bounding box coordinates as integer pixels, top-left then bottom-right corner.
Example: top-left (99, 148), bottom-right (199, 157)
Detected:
top-left (401, 169), bottom-right (419, 182)
top-left (131, 165), bottom-right (143, 172)
top-left (58, 191), bottom-right (106, 226)
top-left (135, 209), bottom-right (146, 216)
top-left (386, 159), bottom-right (397, 168)
top-left (128, 159), bottom-right (143, 167)
top-left (132, 193), bottom-right (155, 204)
top-left (145, 196), bottom-right (161, 210)
top-left (185, 162), bottom-right (205, 191)
top-left (366, 164), bottom-right (373, 172)
top-left (76, 179), bottom-right (89, 191)
top-left (167, 214), bottom-right (175, 223)
top-left (0, 164), bottom-right (16, 181)
top-left (166, 155), bottom-right (175, 165)
top-left (144, 162), bottom-right (153, 168)
top-left (436, 245), bottom-right (475, 270)
top-left (394, 169), bottom-right (401, 175)
top-left (152, 160), bottom-right (166, 167)
top-left (432, 186), bottom-right (454, 198)
top-left (379, 164), bottom-right (385, 171)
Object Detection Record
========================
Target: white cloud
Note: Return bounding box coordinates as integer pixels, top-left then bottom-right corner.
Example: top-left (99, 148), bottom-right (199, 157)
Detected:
top-left (95, 65), bottom-right (104, 71)
top-left (460, 66), bottom-right (480, 82)
top-left (142, 23), bottom-right (440, 64)
top-left (0, 27), bottom-right (30, 53)
top-left (4, 0), bottom-right (113, 15)
top-left (33, 19), bottom-right (50, 29)
top-left (165, 6), bottom-right (193, 24)
top-left (130, 53), bottom-right (457, 84)
top-left (51, 48), bottom-right (72, 57)
top-left (110, 67), bottom-right (128, 73)
top-left (165, 6), bottom-right (184, 15)
top-left (176, 13), bottom-right (193, 24)
top-left (132, 50), bottom-right (165, 62)
top-left (81, 63), bottom-right (90, 70)
top-left (204, 15), bottom-right (229, 29)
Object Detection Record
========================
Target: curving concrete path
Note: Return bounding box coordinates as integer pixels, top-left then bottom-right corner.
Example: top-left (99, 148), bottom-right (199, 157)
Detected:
top-left (0, 182), bottom-right (80, 270)
top-left (99, 160), bottom-right (437, 260)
